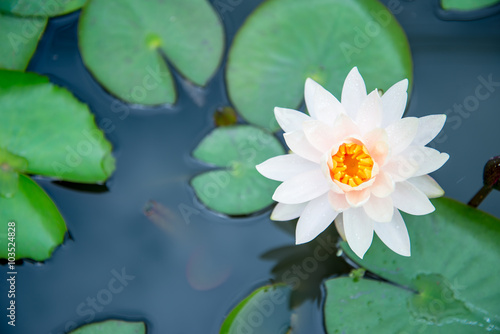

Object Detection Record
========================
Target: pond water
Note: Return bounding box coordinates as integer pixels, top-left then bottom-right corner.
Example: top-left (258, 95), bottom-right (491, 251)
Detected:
top-left (2, 0), bottom-right (500, 333)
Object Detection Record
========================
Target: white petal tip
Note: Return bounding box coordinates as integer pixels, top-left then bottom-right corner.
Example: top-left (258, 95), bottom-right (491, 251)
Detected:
top-left (305, 77), bottom-right (316, 85)
top-left (400, 250), bottom-right (411, 257)
top-left (255, 163), bottom-right (264, 173)
top-left (401, 78), bottom-right (409, 90)
top-left (348, 67), bottom-right (361, 78)
top-left (295, 237), bottom-right (310, 245)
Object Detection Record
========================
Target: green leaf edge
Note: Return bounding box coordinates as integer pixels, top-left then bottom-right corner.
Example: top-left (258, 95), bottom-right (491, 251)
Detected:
top-left (0, 13), bottom-right (47, 71)
top-left (68, 319), bottom-right (146, 334)
top-left (0, 70), bottom-right (116, 183)
top-left (0, 174), bottom-right (67, 261)
top-left (220, 283), bottom-right (289, 334)
top-left (0, 0), bottom-right (87, 18)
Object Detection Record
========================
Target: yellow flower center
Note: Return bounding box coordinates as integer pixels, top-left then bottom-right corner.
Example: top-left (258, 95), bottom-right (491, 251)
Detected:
top-left (330, 143), bottom-right (374, 187)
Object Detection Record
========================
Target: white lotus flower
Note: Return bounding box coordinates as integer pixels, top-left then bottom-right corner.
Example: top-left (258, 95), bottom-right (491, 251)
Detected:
top-left (256, 67), bottom-right (448, 259)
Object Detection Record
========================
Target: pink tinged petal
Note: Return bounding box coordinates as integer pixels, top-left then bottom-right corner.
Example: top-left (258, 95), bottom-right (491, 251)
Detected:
top-left (302, 120), bottom-right (336, 153)
top-left (363, 128), bottom-right (389, 165)
top-left (333, 173), bottom-right (376, 192)
top-left (331, 113), bottom-right (361, 143)
top-left (295, 193), bottom-right (339, 244)
top-left (407, 175), bottom-right (444, 198)
top-left (392, 181), bottom-right (435, 215)
top-left (256, 154), bottom-right (318, 182)
top-left (381, 79), bottom-right (409, 127)
top-left (319, 154), bottom-right (344, 194)
top-left (304, 78), bottom-right (345, 127)
top-left (283, 130), bottom-right (323, 163)
top-left (413, 115), bottom-right (447, 146)
top-left (328, 191), bottom-right (350, 211)
top-left (355, 90), bottom-right (383, 134)
top-left (363, 195), bottom-right (394, 223)
top-left (373, 209), bottom-right (410, 257)
top-left (345, 188), bottom-right (371, 207)
top-left (370, 171), bottom-right (395, 198)
top-left (273, 168), bottom-right (329, 204)
top-left (271, 202), bottom-right (308, 221)
top-left (341, 67), bottom-right (367, 119)
top-left (274, 107), bottom-right (310, 133)
top-left (334, 214), bottom-right (346, 241)
top-left (385, 117), bottom-right (419, 156)
top-left (343, 207), bottom-right (374, 259)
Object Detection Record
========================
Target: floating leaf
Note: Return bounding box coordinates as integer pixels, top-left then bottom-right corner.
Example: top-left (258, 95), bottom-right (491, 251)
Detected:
top-left (0, 147), bottom-right (27, 197)
top-left (441, 0), bottom-right (500, 11)
top-left (226, 0), bottom-right (412, 131)
top-left (186, 246), bottom-right (231, 291)
top-left (0, 0), bottom-right (86, 17)
top-left (324, 198), bottom-right (500, 333)
top-left (0, 174), bottom-right (66, 261)
top-left (0, 70), bottom-right (115, 183)
top-left (78, 0), bottom-right (224, 105)
top-left (220, 284), bottom-right (292, 334)
top-left (69, 319), bottom-right (146, 334)
top-left (0, 12), bottom-right (46, 70)
top-left (192, 125), bottom-right (284, 215)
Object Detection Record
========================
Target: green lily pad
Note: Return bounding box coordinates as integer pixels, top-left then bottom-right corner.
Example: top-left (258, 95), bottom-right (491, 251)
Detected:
top-left (324, 198), bottom-right (500, 333)
top-left (78, 0), bottom-right (224, 105)
top-left (0, 0), bottom-right (86, 17)
top-left (441, 0), bottom-right (500, 11)
top-left (226, 0), bottom-right (412, 131)
top-left (220, 284), bottom-right (292, 334)
top-left (69, 320), bottom-right (146, 334)
top-left (0, 147), bottom-right (28, 197)
top-left (192, 125), bottom-right (284, 215)
top-left (0, 70), bottom-right (115, 183)
top-left (0, 174), bottom-right (66, 261)
top-left (0, 12), bottom-right (46, 70)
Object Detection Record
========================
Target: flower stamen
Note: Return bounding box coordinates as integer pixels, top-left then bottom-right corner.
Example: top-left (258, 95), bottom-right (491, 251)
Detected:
top-left (330, 143), bottom-right (374, 187)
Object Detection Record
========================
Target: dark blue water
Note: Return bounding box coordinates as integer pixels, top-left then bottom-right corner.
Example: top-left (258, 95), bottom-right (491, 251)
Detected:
top-left (1, 0), bottom-right (500, 333)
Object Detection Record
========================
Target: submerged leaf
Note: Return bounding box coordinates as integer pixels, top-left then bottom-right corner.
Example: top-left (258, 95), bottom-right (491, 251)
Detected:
top-left (441, 0), bottom-right (500, 11)
top-left (69, 319), bottom-right (146, 334)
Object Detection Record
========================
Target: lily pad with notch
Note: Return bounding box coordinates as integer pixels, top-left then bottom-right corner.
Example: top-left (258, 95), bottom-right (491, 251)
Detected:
top-left (226, 0), bottom-right (413, 131)
top-left (192, 125), bottom-right (284, 216)
top-left (324, 197), bottom-right (500, 333)
top-left (78, 0), bottom-right (224, 105)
